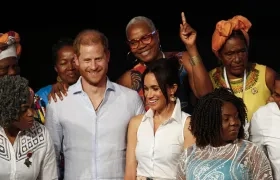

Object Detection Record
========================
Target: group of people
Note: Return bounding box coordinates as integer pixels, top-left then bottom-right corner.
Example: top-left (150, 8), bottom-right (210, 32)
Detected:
top-left (0, 12), bottom-right (279, 180)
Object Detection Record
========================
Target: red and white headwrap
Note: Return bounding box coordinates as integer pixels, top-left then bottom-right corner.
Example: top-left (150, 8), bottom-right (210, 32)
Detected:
top-left (0, 31), bottom-right (21, 60)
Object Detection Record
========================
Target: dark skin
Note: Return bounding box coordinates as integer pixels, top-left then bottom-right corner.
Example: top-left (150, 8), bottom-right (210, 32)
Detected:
top-left (118, 12), bottom-right (213, 98)
top-left (219, 101), bottom-right (241, 146)
top-left (48, 46), bottom-right (80, 102)
top-left (54, 46), bottom-right (80, 86)
top-left (48, 13), bottom-right (213, 102)
top-left (4, 98), bottom-right (34, 145)
top-left (219, 37), bottom-right (276, 92)
top-left (0, 57), bottom-right (20, 77)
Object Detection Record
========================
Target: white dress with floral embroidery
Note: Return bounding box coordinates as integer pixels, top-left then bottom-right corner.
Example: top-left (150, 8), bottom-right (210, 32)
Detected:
top-left (177, 140), bottom-right (273, 180)
top-left (0, 121), bottom-right (58, 180)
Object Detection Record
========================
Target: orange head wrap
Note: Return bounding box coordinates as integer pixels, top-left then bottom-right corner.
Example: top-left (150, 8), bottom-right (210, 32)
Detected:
top-left (211, 15), bottom-right (252, 57)
top-left (0, 31), bottom-right (21, 60)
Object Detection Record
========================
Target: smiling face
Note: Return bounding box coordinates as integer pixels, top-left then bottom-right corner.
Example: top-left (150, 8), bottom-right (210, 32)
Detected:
top-left (126, 21), bottom-right (161, 63)
top-left (55, 45), bottom-right (80, 85)
top-left (144, 72), bottom-right (167, 111)
top-left (75, 43), bottom-right (109, 86)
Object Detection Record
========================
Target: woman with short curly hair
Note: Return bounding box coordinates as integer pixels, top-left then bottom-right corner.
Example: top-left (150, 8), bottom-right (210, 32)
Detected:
top-left (0, 75), bottom-right (58, 180)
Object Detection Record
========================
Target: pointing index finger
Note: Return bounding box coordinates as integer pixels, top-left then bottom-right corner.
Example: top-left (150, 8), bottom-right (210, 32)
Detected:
top-left (181, 12), bottom-right (187, 25)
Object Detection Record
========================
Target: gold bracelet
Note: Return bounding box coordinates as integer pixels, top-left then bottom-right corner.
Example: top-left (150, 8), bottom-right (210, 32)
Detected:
top-left (190, 55), bottom-right (201, 66)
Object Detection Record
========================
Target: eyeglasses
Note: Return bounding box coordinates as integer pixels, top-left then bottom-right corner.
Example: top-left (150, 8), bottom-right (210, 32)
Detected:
top-left (127, 30), bottom-right (156, 49)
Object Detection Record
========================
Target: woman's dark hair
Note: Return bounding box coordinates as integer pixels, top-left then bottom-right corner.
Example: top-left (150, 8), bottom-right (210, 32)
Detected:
top-left (190, 87), bottom-right (247, 148)
top-left (52, 38), bottom-right (74, 66)
top-left (0, 75), bottom-right (30, 128)
top-left (219, 30), bottom-right (248, 54)
top-left (141, 57), bottom-right (180, 104)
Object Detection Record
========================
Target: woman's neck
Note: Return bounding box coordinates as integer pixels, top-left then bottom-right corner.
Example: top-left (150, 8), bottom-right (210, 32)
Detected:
top-left (154, 102), bottom-right (175, 123)
top-left (225, 63), bottom-right (252, 79)
top-left (4, 125), bottom-right (20, 138)
top-left (142, 51), bottom-right (164, 66)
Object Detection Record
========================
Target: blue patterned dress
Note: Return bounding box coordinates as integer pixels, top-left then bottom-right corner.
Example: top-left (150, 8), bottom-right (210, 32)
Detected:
top-left (177, 140), bottom-right (273, 180)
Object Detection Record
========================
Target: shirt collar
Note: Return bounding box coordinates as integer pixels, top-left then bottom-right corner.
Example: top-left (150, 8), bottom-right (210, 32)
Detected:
top-left (142, 98), bottom-right (182, 125)
top-left (71, 76), bottom-right (115, 94)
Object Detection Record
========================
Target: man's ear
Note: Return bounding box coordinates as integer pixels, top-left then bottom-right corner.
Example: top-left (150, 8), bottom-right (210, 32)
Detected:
top-left (74, 54), bottom-right (79, 67)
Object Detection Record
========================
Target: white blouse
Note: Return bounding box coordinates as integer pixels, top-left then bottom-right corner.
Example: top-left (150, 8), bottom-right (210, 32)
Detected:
top-left (0, 121), bottom-right (58, 180)
top-left (136, 99), bottom-right (190, 179)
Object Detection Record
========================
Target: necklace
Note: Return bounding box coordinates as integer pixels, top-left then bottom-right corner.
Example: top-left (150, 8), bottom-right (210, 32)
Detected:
top-left (223, 67), bottom-right (247, 99)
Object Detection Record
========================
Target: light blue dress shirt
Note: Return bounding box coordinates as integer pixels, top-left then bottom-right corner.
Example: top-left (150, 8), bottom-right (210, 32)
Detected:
top-left (45, 77), bottom-right (145, 180)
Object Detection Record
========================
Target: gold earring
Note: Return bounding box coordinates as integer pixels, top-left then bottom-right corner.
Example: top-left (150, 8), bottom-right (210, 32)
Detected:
top-left (170, 94), bottom-right (177, 102)
top-left (57, 76), bottom-right (62, 82)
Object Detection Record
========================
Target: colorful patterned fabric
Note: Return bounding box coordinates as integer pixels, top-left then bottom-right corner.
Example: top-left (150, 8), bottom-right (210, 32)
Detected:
top-left (33, 94), bottom-right (46, 124)
top-left (209, 63), bottom-right (271, 121)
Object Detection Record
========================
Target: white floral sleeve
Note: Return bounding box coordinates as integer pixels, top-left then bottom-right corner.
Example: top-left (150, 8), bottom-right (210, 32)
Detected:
top-left (251, 145), bottom-right (274, 179)
top-left (176, 146), bottom-right (195, 180)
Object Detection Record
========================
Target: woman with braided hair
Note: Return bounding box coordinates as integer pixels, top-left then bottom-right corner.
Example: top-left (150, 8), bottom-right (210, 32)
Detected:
top-left (176, 87), bottom-right (273, 179)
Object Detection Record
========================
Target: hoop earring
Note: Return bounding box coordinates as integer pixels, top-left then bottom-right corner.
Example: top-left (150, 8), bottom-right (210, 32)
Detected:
top-left (159, 44), bottom-right (162, 51)
top-left (127, 51), bottom-right (139, 65)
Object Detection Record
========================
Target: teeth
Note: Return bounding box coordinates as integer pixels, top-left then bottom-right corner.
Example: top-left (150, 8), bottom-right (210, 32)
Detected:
top-left (141, 51), bottom-right (149, 56)
top-left (149, 100), bottom-right (157, 103)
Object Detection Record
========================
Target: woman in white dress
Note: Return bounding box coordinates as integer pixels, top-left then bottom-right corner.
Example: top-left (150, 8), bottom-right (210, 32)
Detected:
top-left (0, 75), bottom-right (58, 180)
top-left (125, 58), bottom-right (195, 180)
top-left (177, 87), bottom-right (273, 180)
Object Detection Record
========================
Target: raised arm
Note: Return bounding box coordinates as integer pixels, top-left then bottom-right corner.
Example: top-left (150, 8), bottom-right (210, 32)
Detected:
top-left (179, 12), bottom-right (213, 98)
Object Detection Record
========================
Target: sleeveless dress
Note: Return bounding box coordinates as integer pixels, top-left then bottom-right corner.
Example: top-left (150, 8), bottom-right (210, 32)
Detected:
top-left (136, 99), bottom-right (191, 179)
top-left (209, 63), bottom-right (270, 121)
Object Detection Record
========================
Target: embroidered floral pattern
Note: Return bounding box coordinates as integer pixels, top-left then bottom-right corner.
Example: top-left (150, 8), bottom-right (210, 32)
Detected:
top-left (177, 140), bottom-right (273, 179)
top-left (211, 67), bottom-right (259, 94)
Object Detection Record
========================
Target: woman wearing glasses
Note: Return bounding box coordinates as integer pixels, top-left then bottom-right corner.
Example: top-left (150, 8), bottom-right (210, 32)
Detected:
top-left (117, 12), bottom-right (213, 113)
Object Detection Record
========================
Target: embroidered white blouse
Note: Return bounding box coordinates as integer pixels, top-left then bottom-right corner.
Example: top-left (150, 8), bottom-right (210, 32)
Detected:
top-left (0, 121), bottom-right (58, 180)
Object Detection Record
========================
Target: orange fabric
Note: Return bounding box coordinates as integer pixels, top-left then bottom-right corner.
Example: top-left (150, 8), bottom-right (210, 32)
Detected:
top-left (0, 31), bottom-right (21, 57)
top-left (212, 15), bottom-right (252, 57)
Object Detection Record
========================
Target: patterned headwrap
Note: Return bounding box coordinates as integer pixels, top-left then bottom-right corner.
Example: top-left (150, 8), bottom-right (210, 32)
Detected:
top-left (0, 31), bottom-right (21, 60)
top-left (212, 15), bottom-right (252, 57)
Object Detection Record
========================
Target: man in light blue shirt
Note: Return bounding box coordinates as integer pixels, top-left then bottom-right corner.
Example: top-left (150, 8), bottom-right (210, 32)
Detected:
top-left (45, 29), bottom-right (145, 180)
